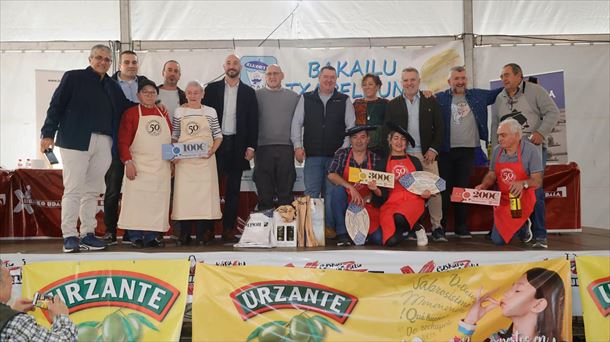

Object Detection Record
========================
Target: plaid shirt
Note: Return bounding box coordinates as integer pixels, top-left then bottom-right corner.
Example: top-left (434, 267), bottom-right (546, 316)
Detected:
top-left (0, 313), bottom-right (77, 342)
top-left (328, 147), bottom-right (382, 176)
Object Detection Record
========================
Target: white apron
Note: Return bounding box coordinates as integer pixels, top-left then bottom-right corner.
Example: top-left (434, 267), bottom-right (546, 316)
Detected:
top-left (172, 110), bottom-right (222, 220)
top-left (118, 105), bottom-right (171, 232)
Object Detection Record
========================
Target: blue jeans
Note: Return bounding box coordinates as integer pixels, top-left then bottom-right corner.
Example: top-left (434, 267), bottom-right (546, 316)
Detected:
top-left (490, 222), bottom-right (529, 245)
top-left (303, 156), bottom-right (336, 228)
top-left (330, 185), bottom-right (348, 238)
top-left (331, 186), bottom-right (383, 244)
top-left (531, 148), bottom-right (547, 239)
top-left (129, 230), bottom-right (158, 244)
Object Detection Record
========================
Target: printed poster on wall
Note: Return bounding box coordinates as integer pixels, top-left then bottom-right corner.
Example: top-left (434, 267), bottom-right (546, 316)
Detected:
top-left (490, 71), bottom-right (568, 164)
top-left (193, 258), bottom-right (571, 341)
top-left (22, 259), bottom-right (189, 342)
top-left (575, 256), bottom-right (610, 342)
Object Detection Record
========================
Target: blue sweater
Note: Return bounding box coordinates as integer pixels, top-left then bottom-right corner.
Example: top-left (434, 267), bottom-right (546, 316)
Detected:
top-left (41, 66), bottom-right (133, 155)
top-left (435, 87), bottom-right (503, 152)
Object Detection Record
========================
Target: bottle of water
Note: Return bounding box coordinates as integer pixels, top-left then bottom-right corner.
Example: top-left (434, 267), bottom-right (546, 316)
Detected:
top-left (26, 159), bottom-right (32, 168)
top-left (17, 159), bottom-right (23, 168)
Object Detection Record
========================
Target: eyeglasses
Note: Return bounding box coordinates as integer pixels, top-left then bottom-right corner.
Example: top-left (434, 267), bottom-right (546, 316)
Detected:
top-left (140, 91), bottom-right (157, 95)
top-left (92, 55), bottom-right (112, 63)
top-left (266, 72), bottom-right (281, 76)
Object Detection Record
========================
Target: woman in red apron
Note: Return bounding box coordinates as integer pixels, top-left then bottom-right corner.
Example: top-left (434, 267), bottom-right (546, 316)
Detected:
top-left (378, 122), bottom-right (431, 246)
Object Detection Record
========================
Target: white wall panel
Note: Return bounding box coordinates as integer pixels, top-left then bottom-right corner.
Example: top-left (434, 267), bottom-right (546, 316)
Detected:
top-left (473, 0), bottom-right (610, 35)
top-left (0, 1), bottom-right (119, 41)
top-left (474, 44), bottom-right (610, 229)
top-left (130, 0), bottom-right (462, 41)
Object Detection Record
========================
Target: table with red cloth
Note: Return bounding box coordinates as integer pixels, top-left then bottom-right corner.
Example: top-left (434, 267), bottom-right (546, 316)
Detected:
top-left (0, 164), bottom-right (580, 238)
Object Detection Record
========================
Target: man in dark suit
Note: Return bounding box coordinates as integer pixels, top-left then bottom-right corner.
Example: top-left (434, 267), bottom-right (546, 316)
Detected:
top-left (203, 54), bottom-right (259, 242)
top-left (384, 67), bottom-right (446, 242)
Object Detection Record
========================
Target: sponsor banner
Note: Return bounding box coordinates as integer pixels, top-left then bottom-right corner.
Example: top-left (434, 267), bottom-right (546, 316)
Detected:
top-left (21, 259), bottom-right (189, 342)
top-left (575, 256), bottom-right (610, 341)
top-left (3, 250), bottom-right (608, 316)
top-left (192, 259), bottom-right (572, 341)
top-left (491, 70), bottom-right (568, 164)
top-left (235, 41), bottom-right (463, 97)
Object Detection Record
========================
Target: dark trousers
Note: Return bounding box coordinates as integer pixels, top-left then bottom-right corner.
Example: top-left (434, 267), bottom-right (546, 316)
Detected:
top-left (217, 135), bottom-right (244, 233)
top-left (253, 145), bottom-right (296, 211)
top-left (103, 155), bottom-right (123, 235)
top-left (179, 220), bottom-right (214, 239)
top-left (531, 148), bottom-right (548, 239)
top-left (439, 147), bottom-right (475, 233)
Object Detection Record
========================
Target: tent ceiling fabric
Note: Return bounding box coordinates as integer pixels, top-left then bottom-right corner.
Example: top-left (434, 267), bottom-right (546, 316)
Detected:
top-left (131, 1), bottom-right (463, 40)
top-left (0, 0), bottom-right (120, 41)
top-left (473, 0), bottom-right (610, 35)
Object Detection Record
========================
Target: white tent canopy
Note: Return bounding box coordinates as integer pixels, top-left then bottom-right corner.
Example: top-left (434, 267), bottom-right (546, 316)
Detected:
top-left (1, 0), bottom-right (609, 228)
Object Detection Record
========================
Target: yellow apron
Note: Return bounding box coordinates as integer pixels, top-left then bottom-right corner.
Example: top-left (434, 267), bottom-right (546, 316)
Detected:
top-left (172, 109), bottom-right (222, 220)
top-left (118, 105), bottom-right (171, 232)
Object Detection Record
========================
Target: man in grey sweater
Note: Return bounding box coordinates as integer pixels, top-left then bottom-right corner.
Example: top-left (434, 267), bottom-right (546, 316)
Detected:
top-left (254, 65), bottom-right (300, 210)
top-left (491, 63), bottom-right (560, 249)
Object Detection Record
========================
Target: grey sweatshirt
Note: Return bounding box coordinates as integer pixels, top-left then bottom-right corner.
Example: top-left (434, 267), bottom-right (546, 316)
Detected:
top-left (256, 87), bottom-right (300, 146)
top-left (491, 80), bottom-right (560, 148)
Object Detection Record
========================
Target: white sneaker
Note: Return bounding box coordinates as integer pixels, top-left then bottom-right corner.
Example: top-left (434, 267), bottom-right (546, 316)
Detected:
top-left (415, 227), bottom-right (428, 247)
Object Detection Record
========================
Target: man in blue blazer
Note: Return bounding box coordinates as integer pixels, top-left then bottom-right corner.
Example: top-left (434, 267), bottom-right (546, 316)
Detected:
top-left (203, 54), bottom-right (259, 242)
top-left (40, 44), bottom-right (134, 253)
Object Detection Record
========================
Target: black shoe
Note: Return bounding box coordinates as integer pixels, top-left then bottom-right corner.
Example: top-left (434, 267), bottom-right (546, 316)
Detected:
top-left (104, 233), bottom-right (118, 246)
top-left (336, 235), bottom-right (353, 247)
top-left (146, 239), bottom-right (165, 248)
top-left (484, 231), bottom-right (492, 240)
top-left (431, 228), bottom-right (448, 242)
top-left (406, 229), bottom-right (417, 241)
top-left (121, 232), bottom-right (132, 245)
top-left (454, 228), bottom-right (472, 239)
top-left (222, 233), bottom-right (239, 243)
top-left (131, 239), bottom-right (144, 248)
top-left (531, 238), bottom-right (548, 249)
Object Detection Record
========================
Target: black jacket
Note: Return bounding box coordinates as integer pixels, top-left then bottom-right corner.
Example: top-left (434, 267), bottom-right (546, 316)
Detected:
top-left (41, 67), bottom-right (133, 154)
top-left (202, 80), bottom-right (258, 170)
top-left (383, 91), bottom-right (444, 157)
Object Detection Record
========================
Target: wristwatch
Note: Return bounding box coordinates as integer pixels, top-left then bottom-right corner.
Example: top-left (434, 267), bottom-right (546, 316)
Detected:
top-left (523, 181), bottom-right (529, 189)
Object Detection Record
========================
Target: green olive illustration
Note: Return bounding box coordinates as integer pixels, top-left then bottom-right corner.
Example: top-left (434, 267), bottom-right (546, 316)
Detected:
top-left (77, 326), bottom-right (98, 342)
top-left (258, 324), bottom-right (287, 342)
top-left (289, 316), bottom-right (311, 342)
top-left (311, 318), bottom-right (326, 337)
top-left (126, 313), bottom-right (143, 341)
top-left (102, 313), bottom-right (127, 342)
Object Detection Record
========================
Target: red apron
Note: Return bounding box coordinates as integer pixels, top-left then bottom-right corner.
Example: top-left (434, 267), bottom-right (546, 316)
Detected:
top-left (342, 149), bottom-right (380, 235)
top-left (379, 156), bottom-right (425, 244)
top-left (493, 142), bottom-right (536, 243)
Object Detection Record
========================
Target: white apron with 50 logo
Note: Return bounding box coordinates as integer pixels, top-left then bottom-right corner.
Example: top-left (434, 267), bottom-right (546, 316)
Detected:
top-left (118, 105), bottom-right (171, 232)
top-left (172, 108), bottom-right (222, 220)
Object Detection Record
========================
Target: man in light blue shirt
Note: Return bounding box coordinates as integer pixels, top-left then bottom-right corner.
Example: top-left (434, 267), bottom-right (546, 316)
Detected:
top-left (105, 50), bottom-right (150, 245)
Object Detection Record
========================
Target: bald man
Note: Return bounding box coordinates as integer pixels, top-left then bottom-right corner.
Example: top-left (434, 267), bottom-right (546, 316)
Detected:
top-left (203, 54), bottom-right (259, 242)
top-left (253, 65), bottom-right (300, 210)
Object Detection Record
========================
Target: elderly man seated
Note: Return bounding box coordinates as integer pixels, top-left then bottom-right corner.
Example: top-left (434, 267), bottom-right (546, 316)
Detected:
top-left (475, 118), bottom-right (542, 245)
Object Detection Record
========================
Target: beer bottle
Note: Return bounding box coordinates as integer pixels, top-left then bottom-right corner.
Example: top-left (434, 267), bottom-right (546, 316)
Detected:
top-left (509, 193), bottom-right (522, 218)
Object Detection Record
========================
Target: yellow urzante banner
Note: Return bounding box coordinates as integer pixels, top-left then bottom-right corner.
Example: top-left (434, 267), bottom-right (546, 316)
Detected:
top-left (575, 256), bottom-right (610, 342)
top-left (193, 259), bottom-right (571, 342)
top-left (22, 259), bottom-right (189, 342)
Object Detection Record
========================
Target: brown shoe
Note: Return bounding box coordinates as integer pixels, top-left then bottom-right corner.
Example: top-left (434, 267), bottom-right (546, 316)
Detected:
top-left (325, 226), bottom-right (337, 239)
top-left (222, 233), bottom-right (239, 243)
